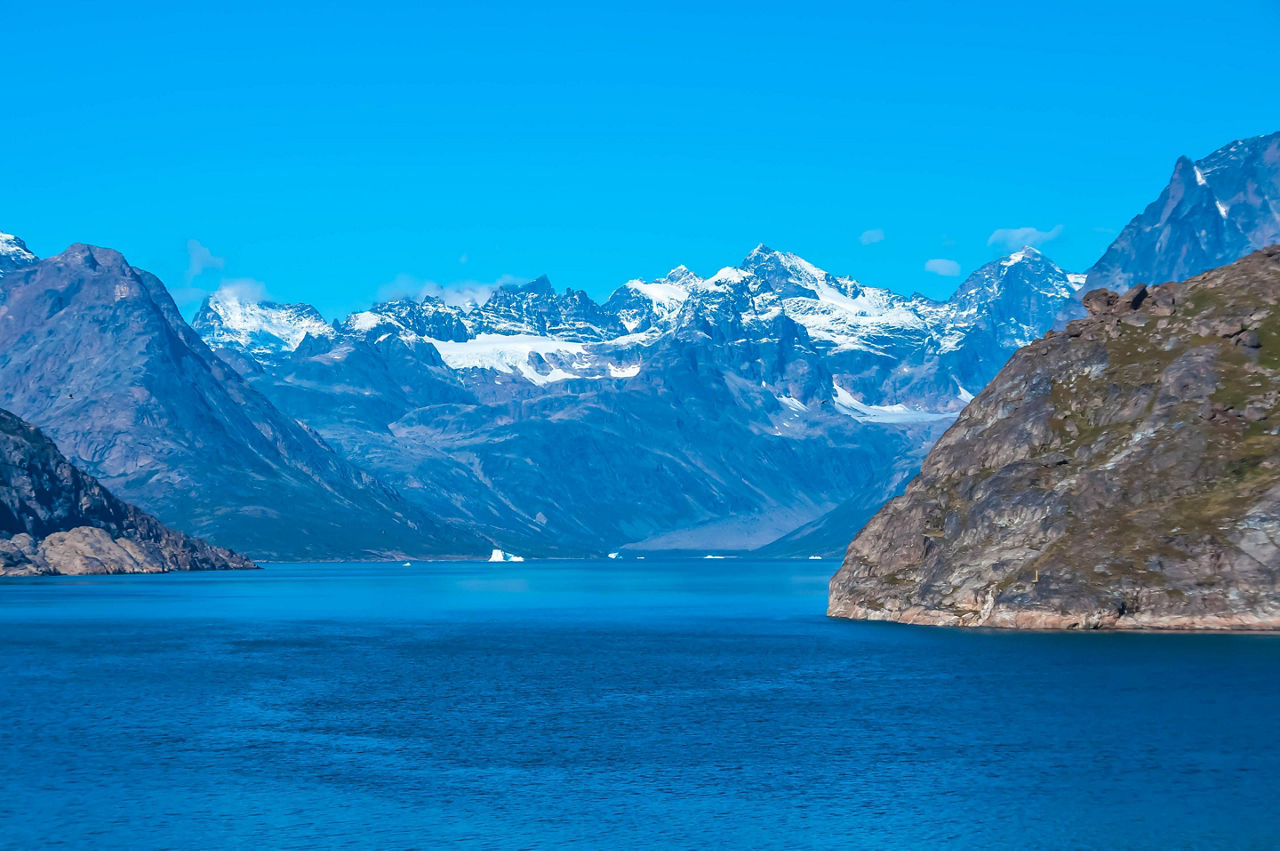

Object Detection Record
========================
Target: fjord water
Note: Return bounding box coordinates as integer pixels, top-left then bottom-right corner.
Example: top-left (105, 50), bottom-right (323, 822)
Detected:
top-left (1, 561), bottom-right (1276, 849)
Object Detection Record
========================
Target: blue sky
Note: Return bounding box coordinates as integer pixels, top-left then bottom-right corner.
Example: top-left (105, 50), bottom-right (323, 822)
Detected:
top-left (3, 0), bottom-right (1278, 318)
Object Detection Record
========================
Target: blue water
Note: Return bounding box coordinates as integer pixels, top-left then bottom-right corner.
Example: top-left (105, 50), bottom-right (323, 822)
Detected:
top-left (1, 560), bottom-right (1277, 849)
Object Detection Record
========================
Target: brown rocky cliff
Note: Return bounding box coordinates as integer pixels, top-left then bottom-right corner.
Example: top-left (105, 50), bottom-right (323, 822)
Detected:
top-left (829, 247), bottom-right (1280, 630)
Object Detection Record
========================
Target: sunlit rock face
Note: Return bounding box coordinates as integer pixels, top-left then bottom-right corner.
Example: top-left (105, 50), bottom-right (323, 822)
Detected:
top-left (830, 248), bottom-right (1280, 631)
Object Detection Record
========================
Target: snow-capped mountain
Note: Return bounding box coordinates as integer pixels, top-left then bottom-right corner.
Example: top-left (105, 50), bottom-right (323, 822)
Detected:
top-left (339, 295), bottom-right (471, 343)
top-left (199, 243), bottom-right (1081, 415)
top-left (192, 293), bottom-right (336, 361)
top-left (469, 276), bottom-right (627, 341)
top-left (1086, 130), bottom-right (1280, 293)
top-left (0, 231), bottom-right (37, 276)
top-left (188, 243), bottom-right (1081, 556)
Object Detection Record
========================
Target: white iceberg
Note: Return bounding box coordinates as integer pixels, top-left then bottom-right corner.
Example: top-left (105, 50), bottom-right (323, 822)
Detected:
top-left (488, 548), bottom-right (525, 563)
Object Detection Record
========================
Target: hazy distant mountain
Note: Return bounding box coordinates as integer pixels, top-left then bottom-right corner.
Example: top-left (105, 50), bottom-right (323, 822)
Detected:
top-left (0, 240), bottom-right (488, 560)
top-left (1087, 131), bottom-right (1280, 293)
top-left (196, 243), bottom-right (1083, 556)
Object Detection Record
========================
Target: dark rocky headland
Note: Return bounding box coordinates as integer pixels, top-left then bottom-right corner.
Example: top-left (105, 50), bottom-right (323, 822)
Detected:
top-left (0, 408), bottom-right (256, 576)
top-left (829, 248), bottom-right (1280, 630)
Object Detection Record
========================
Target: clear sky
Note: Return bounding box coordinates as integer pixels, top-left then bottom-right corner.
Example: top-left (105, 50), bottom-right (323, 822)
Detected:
top-left (3, 0), bottom-right (1278, 318)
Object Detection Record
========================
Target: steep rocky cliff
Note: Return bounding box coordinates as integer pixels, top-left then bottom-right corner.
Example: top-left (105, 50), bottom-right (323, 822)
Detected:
top-left (0, 408), bottom-right (255, 575)
top-left (829, 248), bottom-right (1280, 630)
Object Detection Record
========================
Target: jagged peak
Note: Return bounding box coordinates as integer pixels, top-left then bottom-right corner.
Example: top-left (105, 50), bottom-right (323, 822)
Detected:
top-left (55, 243), bottom-right (130, 271)
top-left (0, 231), bottom-right (38, 277)
top-left (0, 231), bottom-right (36, 259)
top-left (1168, 154), bottom-right (1208, 187)
top-left (999, 246), bottom-right (1046, 267)
top-left (374, 295), bottom-right (420, 308)
top-left (661, 264), bottom-right (700, 286)
top-left (195, 290), bottom-right (334, 356)
top-left (948, 248), bottom-right (1075, 311)
top-left (741, 243), bottom-right (788, 267)
top-left (739, 244), bottom-right (830, 284)
top-left (521, 274), bottom-right (554, 294)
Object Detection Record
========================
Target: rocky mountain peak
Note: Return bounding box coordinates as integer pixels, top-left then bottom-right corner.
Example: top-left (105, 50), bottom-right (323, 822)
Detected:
top-left (951, 248), bottom-right (1075, 305)
top-left (1085, 129), bottom-right (1280, 294)
top-left (660, 264), bottom-right (699, 285)
top-left (514, 274), bottom-right (555, 295)
top-left (739, 244), bottom-right (829, 294)
top-left (55, 243), bottom-right (131, 272)
top-left (344, 293), bottom-right (472, 343)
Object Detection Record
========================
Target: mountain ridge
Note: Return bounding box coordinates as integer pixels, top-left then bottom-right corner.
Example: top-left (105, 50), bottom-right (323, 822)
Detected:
top-left (0, 241), bottom-right (490, 560)
top-left (1085, 131), bottom-right (1280, 295)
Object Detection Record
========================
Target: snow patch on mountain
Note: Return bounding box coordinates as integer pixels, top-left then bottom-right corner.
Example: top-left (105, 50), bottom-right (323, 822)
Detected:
top-left (832, 381), bottom-right (958, 424)
top-left (430, 334), bottom-right (590, 384)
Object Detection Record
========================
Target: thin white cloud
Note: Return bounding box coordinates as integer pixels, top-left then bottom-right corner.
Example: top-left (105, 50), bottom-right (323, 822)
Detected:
top-left (213, 278), bottom-right (271, 303)
top-left (987, 225), bottom-right (1064, 251)
top-left (377, 273), bottom-right (526, 309)
top-left (924, 258), bottom-right (962, 277)
top-left (859, 228), bottom-right (885, 245)
top-left (185, 239), bottom-right (225, 283)
top-left (172, 277), bottom-right (272, 316)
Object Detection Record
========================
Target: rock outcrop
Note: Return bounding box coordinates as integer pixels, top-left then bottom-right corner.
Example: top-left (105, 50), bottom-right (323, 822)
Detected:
top-left (0, 408), bottom-right (255, 575)
top-left (829, 248), bottom-right (1280, 630)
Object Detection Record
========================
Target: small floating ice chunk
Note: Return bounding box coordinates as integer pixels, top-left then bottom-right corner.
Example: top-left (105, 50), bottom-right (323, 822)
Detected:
top-left (488, 548), bottom-right (526, 563)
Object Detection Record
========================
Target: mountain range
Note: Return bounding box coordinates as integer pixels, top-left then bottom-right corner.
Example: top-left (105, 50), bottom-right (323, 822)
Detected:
top-left (2, 129), bottom-right (1277, 560)
top-left (0, 243), bottom-right (484, 559)
top-left (192, 243), bottom-right (1084, 557)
